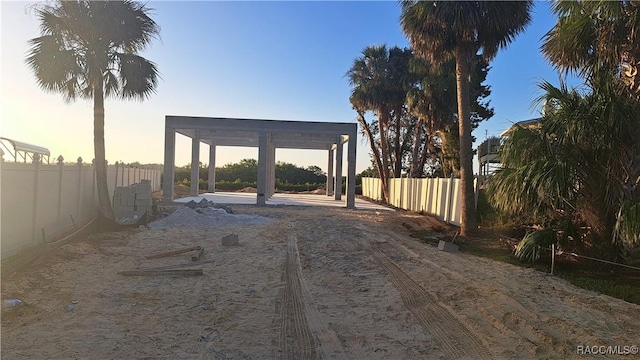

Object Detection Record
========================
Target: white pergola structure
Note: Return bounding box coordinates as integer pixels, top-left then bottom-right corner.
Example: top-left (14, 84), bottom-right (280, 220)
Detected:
top-left (162, 116), bottom-right (358, 208)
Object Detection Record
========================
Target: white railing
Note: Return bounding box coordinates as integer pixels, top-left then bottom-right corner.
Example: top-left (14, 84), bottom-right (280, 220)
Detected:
top-left (0, 154), bottom-right (161, 259)
top-left (362, 176), bottom-right (473, 226)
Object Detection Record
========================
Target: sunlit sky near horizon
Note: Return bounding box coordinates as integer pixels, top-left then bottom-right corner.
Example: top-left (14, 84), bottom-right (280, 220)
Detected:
top-left (2, 1), bottom-right (572, 174)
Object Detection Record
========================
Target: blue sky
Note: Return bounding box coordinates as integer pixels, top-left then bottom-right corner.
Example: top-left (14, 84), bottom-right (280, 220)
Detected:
top-left (1, 1), bottom-right (568, 174)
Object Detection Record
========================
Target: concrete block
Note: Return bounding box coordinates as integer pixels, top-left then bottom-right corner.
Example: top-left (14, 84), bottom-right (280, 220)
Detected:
top-left (114, 206), bottom-right (134, 219)
top-left (222, 234), bottom-right (239, 246)
top-left (136, 184), bottom-right (151, 199)
top-left (438, 240), bottom-right (459, 252)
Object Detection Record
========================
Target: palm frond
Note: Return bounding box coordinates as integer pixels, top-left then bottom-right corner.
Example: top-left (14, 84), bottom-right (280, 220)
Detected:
top-left (514, 229), bottom-right (557, 263)
top-left (115, 53), bottom-right (159, 100)
top-left (25, 34), bottom-right (84, 101)
top-left (27, 1), bottom-right (160, 102)
top-left (614, 199), bottom-right (640, 249)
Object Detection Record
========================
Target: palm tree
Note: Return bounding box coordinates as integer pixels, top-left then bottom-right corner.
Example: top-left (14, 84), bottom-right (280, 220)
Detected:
top-left (348, 45), bottom-right (410, 202)
top-left (542, 1), bottom-right (640, 97)
top-left (400, 0), bottom-right (532, 236)
top-left (26, 1), bottom-right (160, 220)
top-left (488, 76), bottom-right (640, 263)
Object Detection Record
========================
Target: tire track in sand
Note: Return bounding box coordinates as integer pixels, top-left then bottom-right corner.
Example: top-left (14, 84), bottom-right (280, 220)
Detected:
top-left (371, 242), bottom-right (492, 360)
top-left (278, 234), bottom-right (350, 359)
top-left (278, 234), bottom-right (317, 359)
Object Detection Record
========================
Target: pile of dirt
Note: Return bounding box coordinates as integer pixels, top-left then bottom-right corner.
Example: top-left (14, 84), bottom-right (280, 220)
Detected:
top-left (237, 187), bottom-right (257, 193)
top-left (148, 206), bottom-right (270, 229)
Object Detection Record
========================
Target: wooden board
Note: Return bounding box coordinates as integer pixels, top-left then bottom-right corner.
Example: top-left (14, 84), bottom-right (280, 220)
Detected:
top-left (145, 246), bottom-right (202, 259)
top-left (118, 269), bottom-right (203, 276)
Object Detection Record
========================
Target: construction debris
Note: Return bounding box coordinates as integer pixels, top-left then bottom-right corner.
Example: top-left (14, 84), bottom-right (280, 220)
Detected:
top-left (222, 234), bottom-right (239, 246)
top-left (145, 246), bottom-right (203, 260)
top-left (191, 247), bottom-right (204, 261)
top-left (147, 206), bottom-right (269, 229)
top-left (118, 269), bottom-right (203, 276)
top-left (113, 180), bottom-right (153, 224)
top-left (129, 260), bottom-right (215, 272)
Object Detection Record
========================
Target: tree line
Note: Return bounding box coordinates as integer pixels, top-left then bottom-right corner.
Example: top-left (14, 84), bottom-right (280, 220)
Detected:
top-left (175, 159), bottom-right (326, 190)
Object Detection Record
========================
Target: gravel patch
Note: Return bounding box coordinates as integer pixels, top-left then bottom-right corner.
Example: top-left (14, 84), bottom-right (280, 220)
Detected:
top-left (148, 206), bottom-right (270, 229)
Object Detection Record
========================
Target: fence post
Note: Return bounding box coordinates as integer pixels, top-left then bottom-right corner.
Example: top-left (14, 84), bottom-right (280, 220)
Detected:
top-left (444, 173), bottom-right (455, 224)
top-left (119, 161), bottom-right (123, 187)
top-left (0, 149), bottom-right (3, 248)
top-left (450, 173), bottom-right (456, 224)
top-left (57, 155), bottom-right (64, 231)
top-left (114, 161), bottom-right (119, 188)
top-left (76, 157), bottom-right (83, 225)
top-left (91, 159), bottom-right (96, 208)
top-left (31, 154), bottom-right (41, 242)
top-left (551, 243), bottom-right (556, 275)
top-left (474, 176), bottom-right (480, 210)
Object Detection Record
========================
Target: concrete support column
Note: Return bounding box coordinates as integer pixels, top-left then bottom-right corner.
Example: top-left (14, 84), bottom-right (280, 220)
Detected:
top-left (190, 132), bottom-right (200, 196)
top-left (327, 148), bottom-right (334, 196)
top-left (268, 143), bottom-right (276, 198)
top-left (257, 132), bottom-right (267, 206)
top-left (162, 126), bottom-right (176, 203)
top-left (346, 133), bottom-right (357, 209)
top-left (265, 138), bottom-right (271, 199)
top-left (208, 143), bottom-right (216, 192)
top-left (335, 140), bottom-right (343, 201)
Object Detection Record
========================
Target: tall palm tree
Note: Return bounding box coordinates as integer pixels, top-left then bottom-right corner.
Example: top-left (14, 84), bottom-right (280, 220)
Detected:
top-left (400, 0), bottom-right (532, 236)
top-left (26, 0), bottom-right (160, 220)
top-left (348, 45), bottom-right (408, 202)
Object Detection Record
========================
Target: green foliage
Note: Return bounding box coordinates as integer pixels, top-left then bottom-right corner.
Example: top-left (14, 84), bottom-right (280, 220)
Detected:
top-left (488, 75), bottom-right (640, 262)
top-left (514, 229), bottom-right (557, 263)
top-left (174, 159), bottom-right (327, 186)
top-left (614, 200), bottom-right (640, 259)
top-left (542, 1), bottom-right (640, 98)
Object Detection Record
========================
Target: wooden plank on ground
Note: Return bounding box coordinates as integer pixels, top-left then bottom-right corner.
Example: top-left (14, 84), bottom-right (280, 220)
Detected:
top-left (145, 246), bottom-right (202, 259)
top-left (119, 269), bottom-right (203, 276)
top-left (135, 260), bottom-right (215, 272)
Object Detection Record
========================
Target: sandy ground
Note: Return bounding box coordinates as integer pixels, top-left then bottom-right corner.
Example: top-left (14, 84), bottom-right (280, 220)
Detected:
top-left (2, 204), bottom-right (639, 359)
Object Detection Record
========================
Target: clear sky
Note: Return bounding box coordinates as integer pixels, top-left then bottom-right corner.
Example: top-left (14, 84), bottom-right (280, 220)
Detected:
top-left (1, 1), bottom-right (567, 174)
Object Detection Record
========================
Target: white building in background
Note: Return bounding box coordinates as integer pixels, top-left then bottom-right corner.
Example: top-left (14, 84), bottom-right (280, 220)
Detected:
top-left (477, 118), bottom-right (542, 187)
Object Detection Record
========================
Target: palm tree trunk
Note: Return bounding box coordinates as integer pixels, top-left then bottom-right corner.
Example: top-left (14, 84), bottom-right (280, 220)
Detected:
top-left (418, 131), bottom-right (433, 177)
top-left (94, 81), bottom-right (115, 220)
top-left (455, 47), bottom-right (477, 236)
top-left (394, 110), bottom-right (402, 178)
top-left (436, 129), bottom-right (450, 177)
top-left (410, 117), bottom-right (423, 178)
top-left (378, 110), bottom-right (392, 192)
top-left (357, 111), bottom-right (389, 202)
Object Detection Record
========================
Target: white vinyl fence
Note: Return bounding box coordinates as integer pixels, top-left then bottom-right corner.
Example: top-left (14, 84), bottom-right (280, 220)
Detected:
top-left (362, 176), bottom-right (475, 226)
top-left (0, 154), bottom-right (161, 259)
